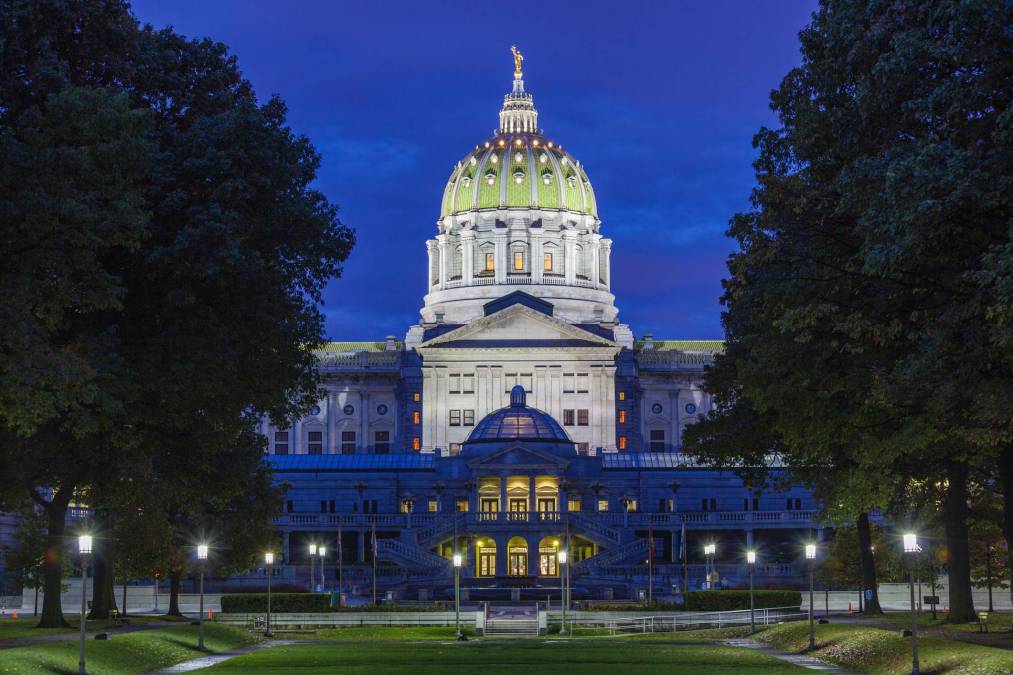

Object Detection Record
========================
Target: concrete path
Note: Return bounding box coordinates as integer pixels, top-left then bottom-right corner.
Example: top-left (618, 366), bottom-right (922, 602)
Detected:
top-left (722, 639), bottom-right (857, 674)
top-left (0, 622), bottom-right (169, 650)
top-left (146, 639), bottom-right (298, 673)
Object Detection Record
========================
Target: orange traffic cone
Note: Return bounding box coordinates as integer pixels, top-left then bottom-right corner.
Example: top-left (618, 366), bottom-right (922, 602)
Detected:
top-left (11, 610), bottom-right (17, 619)
top-left (848, 602), bottom-right (853, 613)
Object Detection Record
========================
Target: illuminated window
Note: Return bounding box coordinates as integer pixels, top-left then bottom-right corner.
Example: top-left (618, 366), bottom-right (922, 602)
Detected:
top-left (568, 499), bottom-right (581, 512)
top-left (274, 431), bottom-right (289, 455)
top-left (412, 436), bottom-right (420, 451)
top-left (618, 410), bottom-right (626, 424)
top-left (514, 251), bottom-right (524, 270)
top-left (544, 253), bottom-right (553, 271)
top-left (618, 435), bottom-right (627, 449)
top-left (618, 391), bottom-right (626, 401)
top-left (624, 499), bottom-right (638, 512)
top-left (597, 499), bottom-right (609, 512)
top-left (412, 392), bottom-right (420, 402)
top-left (428, 499), bottom-right (439, 513)
top-left (412, 411), bottom-right (421, 425)
top-left (485, 253), bottom-right (495, 272)
top-left (456, 498), bottom-right (469, 512)
top-left (340, 431), bottom-right (356, 455)
top-left (307, 431), bottom-right (323, 455)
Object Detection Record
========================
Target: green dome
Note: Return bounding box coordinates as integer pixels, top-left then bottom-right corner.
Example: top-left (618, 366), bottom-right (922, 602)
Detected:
top-left (441, 133), bottom-right (597, 219)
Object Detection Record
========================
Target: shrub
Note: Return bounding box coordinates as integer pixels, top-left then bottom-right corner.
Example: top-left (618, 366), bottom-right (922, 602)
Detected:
top-left (221, 593), bottom-right (332, 613)
top-left (684, 590), bottom-right (801, 611)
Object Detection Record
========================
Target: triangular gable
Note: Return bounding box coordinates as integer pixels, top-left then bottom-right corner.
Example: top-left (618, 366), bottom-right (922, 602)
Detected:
top-left (418, 304), bottom-right (618, 349)
top-left (465, 443), bottom-right (571, 470)
top-left (483, 291), bottom-right (553, 317)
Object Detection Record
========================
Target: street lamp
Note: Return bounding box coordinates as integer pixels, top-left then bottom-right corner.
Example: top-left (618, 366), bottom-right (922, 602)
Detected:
top-left (805, 543), bottom-right (817, 651)
top-left (903, 533), bottom-right (920, 675)
top-left (78, 535), bottom-right (92, 675)
top-left (264, 552), bottom-right (274, 637)
top-left (558, 549), bottom-right (568, 636)
top-left (704, 543), bottom-right (716, 590)
top-left (452, 552), bottom-right (463, 640)
top-left (196, 544), bottom-right (209, 650)
top-left (318, 546), bottom-right (327, 592)
top-left (746, 550), bottom-right (756, 634)
top-left (308, 543), bottom-right (317, 593)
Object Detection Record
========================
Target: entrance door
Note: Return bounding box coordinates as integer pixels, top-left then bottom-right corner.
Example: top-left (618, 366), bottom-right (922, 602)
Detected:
top-left (509, 550), bottom-right (527, 576)
top-left (539, 552), bottom-right (558, 576)
top-left (478, 547), bottom-right (496, 576)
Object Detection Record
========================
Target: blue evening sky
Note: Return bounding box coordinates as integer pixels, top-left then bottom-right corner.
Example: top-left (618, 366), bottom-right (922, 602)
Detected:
top-left (130, 0), bottom-right (816, 341)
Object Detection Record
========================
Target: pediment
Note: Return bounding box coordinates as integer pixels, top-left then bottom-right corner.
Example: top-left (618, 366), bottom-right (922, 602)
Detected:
top-left (465, 443), bottom-right (571, 470)
top-left (418, 304), bottom-right (618, 349)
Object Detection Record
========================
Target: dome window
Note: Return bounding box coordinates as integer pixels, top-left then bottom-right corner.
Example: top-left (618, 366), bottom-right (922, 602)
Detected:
top-left (462, 176), bottom-right (472, 188)
top-left (567, 175), bottom-right (577, 188)
top-left (490, 154), bottom-right (498, 164)
top-left (541, 171), bottom-right (553, 185)
top-left (514, 151), bottom-right (524, 163)
top-left (539, 153), bottom-right (548, 164)
top-left (485, 172), bottom-right (497, 186)
top-left (513, 170), bottom-right (525, 185)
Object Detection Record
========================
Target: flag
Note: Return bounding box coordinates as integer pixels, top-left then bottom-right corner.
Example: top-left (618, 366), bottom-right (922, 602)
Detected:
top-left (681, 522), bottom-right (687, 561)
top-left (371, 522), bottom-right (377, 558)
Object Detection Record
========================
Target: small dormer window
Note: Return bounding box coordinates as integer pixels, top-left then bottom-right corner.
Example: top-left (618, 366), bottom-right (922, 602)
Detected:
top-left (514, 151), bottom-right (524, 163)
top-left (485, 172), bottom-right (497, 185)
top-left (462, 176), bottom-right (472, 188)
top-left (567, 175), bottom-right (577, 188)
top-left (513, 170), bottom-right (525, 184)
top-left (541, 171), bottom-right (553, 185)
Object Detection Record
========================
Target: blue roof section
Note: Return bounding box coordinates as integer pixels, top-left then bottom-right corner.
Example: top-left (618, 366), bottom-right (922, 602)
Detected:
top-left (602, 453), bottom-right (703, 470)
top-left (267, 454), bottom-right (436, 472)
top-left (483, 291), bottom-right (553, 317)
top-left (574, 324), bottom-right (615, 340)
top-left (436, 339), bottom-right (603, 349)
top-left (422, 324), bottom-right (464, 342)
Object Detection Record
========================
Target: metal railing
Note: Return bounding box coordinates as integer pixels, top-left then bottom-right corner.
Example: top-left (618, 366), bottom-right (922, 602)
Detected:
top-left (560, 606), bottom-right (806, 635)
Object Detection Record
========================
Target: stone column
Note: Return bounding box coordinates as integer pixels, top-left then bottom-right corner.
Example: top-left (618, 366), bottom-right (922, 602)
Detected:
top-left (527, 536), bottom-right (540, 578)
top-left (528, 475), bottom-right (537, 520)
top-left (356, 532), bottom-right (365, 563)
top-left (293, 420), bottom-right (303, 455)
top-left (746, 529), bottom-right (754, 548)
top-left (426, 240), bottom-right (438, 289)
top-left (283, 532), bottom-right (291, 563)
top-left (495, 535), bottom-right (508, 578)
top-left (460, 229), bottom-right (475, 286)
top-left (499, 475), bottom-right (507, 516)
top-left (531, 231), bottom-right (543, 284)
top-left (562, 229), bottom-right (577, 286)
top-left (437, 234), bottom-right (449, 290)
top-left (601, 239), bottom-right (613, 289)
top-left (588, 233), bottom-right (602, 289)
top-left (494, 231), bottom-right (507, 284)
top-left (327, 390), bottom-right (337, 454)
top-left (359, 391), bottom-right (369, 453)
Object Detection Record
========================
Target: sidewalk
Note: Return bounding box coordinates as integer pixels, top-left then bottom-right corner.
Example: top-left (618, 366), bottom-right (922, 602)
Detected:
top-left (721, 638), bottom-right (857, 673)
top-left (146, 640), bottom-right (297, 673)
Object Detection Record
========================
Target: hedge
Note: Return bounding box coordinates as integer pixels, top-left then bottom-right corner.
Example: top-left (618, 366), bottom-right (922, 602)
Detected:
top-left (220, 594), bottom-right (452, 613)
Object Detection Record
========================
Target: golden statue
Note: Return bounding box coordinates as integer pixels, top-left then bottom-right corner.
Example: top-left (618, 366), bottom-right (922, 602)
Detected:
top-left (511, 45), bottom-right (523, 75)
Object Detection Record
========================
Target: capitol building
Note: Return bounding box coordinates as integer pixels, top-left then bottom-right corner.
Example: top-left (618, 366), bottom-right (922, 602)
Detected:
top-left (261, 53), bottom-right (819, 599)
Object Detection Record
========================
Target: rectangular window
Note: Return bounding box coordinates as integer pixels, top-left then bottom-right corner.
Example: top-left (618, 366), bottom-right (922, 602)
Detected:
top-left (563, 373), bottom-right (575, 393)
top-left (625, 499), bottom-right (638, 512)
top-left (795, 497), bottom-right (802, 510)
top-left (513, 251), bottom-right (524, 270)
top-left (456, 498), bottom-right (469, 512)
top-left (618, 435), bottom-right (627, 450)
top-left (710, 498), bottom-right (717, 511)
top-left (274, 431), bottom-right (289, 456)
top-left (412, 411), bottom-right (421, 425)
top-left (576, 373), bottom-right (589, 393)
top-left (597, 499), bottom-right (609, 512)
top-left (577, 409), bottom-right (589, 426)
top-left (413, 392), bottom-right (421, 402)
top-left (340, 431), bottom-right (356, 455)
top-left (307, 431), bottom-right (323, 455)
top-left (786, 498), bottom-right (793, 510)
top-left (374, 430), bottom-right (390, 454)
top-left (618, 410), bottom-right (626, 424)
top-left (412, 436), bottom-right (420, 451)
top-left (661, 498), bottom-right (669, 513)
top-left (449, 374), bottom-right (461, 394)
top-left (618, 391), bottom-right (626, 401)
top-left (428, 499), bottom-right (439, 513)
top-left (577, 442), bottom-right (590, 454)
top-left (649, 429), bottom-right (665, 452)
top-left (449, 409), bottom-right (461, 426)
top-left (563, 409), bottom-right (575, 426)
top-left (329, 500), bottom-right (335, 513)
top-left (504, 373), bottom-right (517, 393)
top-left (463, 410), bottom-right (475, 426)
top-left (485, 252), bottom-right (494, 272)
top-left (286, 500), bottom-right (293, 513)
top-left (568, 499), bottom-right (581, 512)
top-left (544, 252), bottom-right (553, 271)
top-left (744, 498), bottom-right (750, 511)
top-left (753, 497), bottom-right (759, 511)
top-left (320, 500), bottom-right (327, 514)
top-left (462, 373), bottom-right (475, 393)
top-left (520, 373), bottom-right (533, 393)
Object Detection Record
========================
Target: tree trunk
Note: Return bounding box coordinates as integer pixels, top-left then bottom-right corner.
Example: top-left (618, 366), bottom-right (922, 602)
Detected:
top-left (37, 489), bottom-right (72, 628)
top-left (87, 518), bottom-right (117, 619)
top-left (999, 443), bottom-right (1013, 607)
top-left (167, 570), bottom-right (183, 617)
top-left (943, 460), bottom-right (977, 623)
top-left (122, 580), bottom-right (128, 616)
top-left (856, 512), bottom-right (883, 614)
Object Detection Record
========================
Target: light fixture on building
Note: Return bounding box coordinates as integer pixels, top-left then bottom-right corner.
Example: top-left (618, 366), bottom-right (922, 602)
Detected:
top-left (513, 171), bottom-right (525, 184)
top-left (490, 154), bottom-right (498, 164)
top-left (514, 151), bottom-right (523, 162)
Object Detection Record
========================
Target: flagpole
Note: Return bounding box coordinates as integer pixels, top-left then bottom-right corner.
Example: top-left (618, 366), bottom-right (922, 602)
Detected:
top-left (648, 523), bottom-right (654, 605)
top-left (337, 525), bottom-right (343, 606)
top-left (681, 522), bottom-right (688, 597)
top-left (371, 522), bottom-right (377, 606)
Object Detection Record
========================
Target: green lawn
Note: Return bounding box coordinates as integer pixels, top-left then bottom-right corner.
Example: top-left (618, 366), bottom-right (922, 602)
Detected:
top-left (755, 620), bottom-right (1013, 675)
top-left (0, 614), bottom-right (188, 642)
top-left (204, 639), bottom-right (807, 674)
top-left (0, 622), bottom-right (258, 674)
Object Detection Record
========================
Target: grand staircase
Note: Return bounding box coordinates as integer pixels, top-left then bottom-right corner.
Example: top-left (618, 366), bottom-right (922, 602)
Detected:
top-left (572, 537), bottom-right (651, 575)
top-left (375, 539), bottom-right (452, 573)
top-left (568, 513), bottom-right (621, 546)
top-left (416, 513), bottom-right (465, 547)
top-left (484, 606), bottom-right (539, 636)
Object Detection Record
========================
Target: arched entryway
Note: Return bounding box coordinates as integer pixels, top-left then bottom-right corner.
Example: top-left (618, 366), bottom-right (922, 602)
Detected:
top-left (507, 536), bottom-right (528, 576)
top-left (475, 537), bottom-right (496, 577)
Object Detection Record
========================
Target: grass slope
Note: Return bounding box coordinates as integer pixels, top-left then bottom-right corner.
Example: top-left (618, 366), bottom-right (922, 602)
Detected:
top-left (756, 620), bottom-right (1013, 675)
top-left (0, 622), bottom-right (257, 674)
top-left (204, 639), bottom-right (807, 674)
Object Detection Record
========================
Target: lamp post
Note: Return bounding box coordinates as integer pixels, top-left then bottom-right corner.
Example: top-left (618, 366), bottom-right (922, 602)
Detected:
top-left (452, 552), bottom-right (463, 640)
top-left (704, 543), bottom-right (716, 590)
top-left (264, 552), bottom-right (274, 637)
top-left (308, 543), bottom-right (317, 592)
top-left (318, 546), bottom-right (326, 592)
top-left (805, 543), bottom-right (816, 651)
top-left (558, 549), bottom-right (568, 635)
top-left (746, 550), bottom-right (756, 634)
top-left (78, 535), bottom-right (92, 675)
top-left (196, 544), bottom-right (208, 651)
top-left (903, 533), bottom-right (920, 675)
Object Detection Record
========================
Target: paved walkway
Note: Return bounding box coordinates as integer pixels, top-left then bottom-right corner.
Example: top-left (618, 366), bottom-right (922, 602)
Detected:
top-left (147, 640), bottom-right (298, 673)
top-left (0, 622), bottom-right (169, 650)
top-left (721, 639), bottom-right (856, 673)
